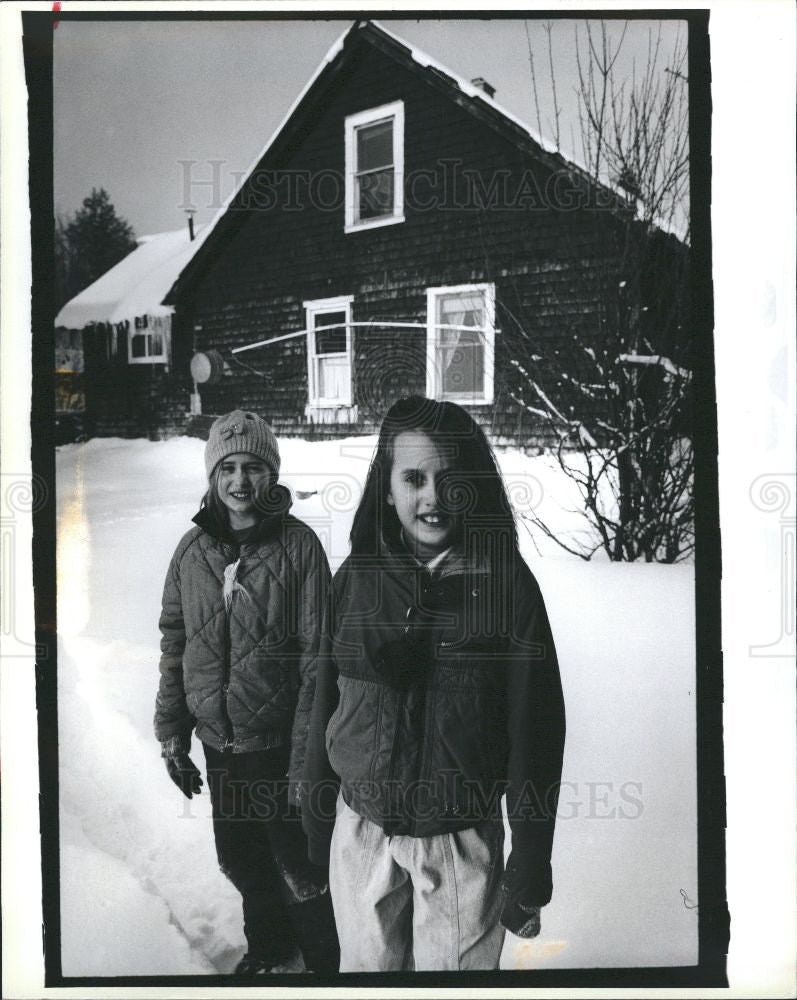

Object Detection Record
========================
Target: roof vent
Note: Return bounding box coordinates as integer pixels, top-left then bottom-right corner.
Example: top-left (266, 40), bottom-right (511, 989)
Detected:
top-left (471, 77), bottom-right (496, 99)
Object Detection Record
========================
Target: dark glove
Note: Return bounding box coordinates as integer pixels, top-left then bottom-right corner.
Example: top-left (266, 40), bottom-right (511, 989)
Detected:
top-left (500, 898), bottom-right (541, 938)
top-left (164, 752), bottom-right (203, 799)
top-left (499, 850), bottom-right (547, 938)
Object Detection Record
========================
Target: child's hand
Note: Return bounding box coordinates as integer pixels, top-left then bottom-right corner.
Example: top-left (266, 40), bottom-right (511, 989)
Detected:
top-left (499, 899), bottom-right (541, 938)
top-left (499, 850), bottom-right (546, 937)
top-left (164, 753), bottom-right (203, 799)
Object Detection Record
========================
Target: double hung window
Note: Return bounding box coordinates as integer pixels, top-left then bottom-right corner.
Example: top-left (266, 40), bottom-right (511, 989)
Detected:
top-left (426, 284), bottom-right (495, 404)
top-left (344, 101), bottom-right (404, 232)
top-left (305, 296), bottom-right (353, 406)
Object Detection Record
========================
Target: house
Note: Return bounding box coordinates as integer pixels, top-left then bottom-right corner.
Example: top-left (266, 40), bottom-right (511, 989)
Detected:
top-left (73, 19), bottom-right (689, 447)
top-left (55, 226), bottom-right (209, 439)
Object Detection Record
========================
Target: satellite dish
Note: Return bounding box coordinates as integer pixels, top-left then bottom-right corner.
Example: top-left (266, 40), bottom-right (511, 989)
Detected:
top-left (190, 349), bottom-right (225, 384)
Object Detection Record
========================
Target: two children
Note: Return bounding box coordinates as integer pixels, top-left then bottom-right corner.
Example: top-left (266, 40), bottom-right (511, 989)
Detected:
top-left (154, 410), bottom-right (338, 974)
top-left (157, 397), bottom-right (565, 974)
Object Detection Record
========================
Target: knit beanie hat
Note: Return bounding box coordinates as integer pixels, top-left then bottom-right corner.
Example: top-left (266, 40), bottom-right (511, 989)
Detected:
top-left (204, 410), bottom-right (280, 480)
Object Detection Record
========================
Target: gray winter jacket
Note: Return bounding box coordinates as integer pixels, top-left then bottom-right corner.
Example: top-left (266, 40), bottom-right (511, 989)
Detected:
top-left (154, 489), bottom-right (330, 795)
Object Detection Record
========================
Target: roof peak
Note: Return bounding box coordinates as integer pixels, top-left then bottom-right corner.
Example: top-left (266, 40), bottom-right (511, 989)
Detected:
top-left (162, 17), bottom-right (685, 304)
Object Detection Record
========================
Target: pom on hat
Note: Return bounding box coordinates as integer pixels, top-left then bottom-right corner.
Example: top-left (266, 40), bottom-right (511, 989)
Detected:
top-left (204, 410), bottom-right (280, 480)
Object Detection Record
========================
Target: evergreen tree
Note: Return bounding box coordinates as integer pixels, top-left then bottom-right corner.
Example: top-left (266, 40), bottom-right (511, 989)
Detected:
top-left (55, 188), bottom-right (137, 311)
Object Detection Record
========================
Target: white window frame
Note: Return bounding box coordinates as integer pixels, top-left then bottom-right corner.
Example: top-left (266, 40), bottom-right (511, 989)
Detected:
top-left (304, 295), bottom-right (354, 407)
top-left (344, 101), bottom-right (405, 233)
top-left (128, 314), bottom-right (170, 366)
top-left (425, 283), bottom-right (495, 405)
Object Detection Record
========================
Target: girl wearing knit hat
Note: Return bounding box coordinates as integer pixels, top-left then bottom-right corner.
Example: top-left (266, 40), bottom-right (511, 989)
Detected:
top-left (154, 410), bottom-right (339, 975)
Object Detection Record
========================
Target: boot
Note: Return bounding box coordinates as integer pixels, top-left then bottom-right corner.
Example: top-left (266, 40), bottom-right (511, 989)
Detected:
top-left (288, 890), bottom-right (340, 973)
top-left (233, 948), bottom-right (296, 976)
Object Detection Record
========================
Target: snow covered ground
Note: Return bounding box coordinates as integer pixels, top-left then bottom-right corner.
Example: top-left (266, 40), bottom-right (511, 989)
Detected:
top-left (56, 435), bottom-right (697, 975)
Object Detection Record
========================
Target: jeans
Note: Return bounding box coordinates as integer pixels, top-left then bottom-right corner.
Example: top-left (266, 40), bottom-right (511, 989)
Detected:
top-left (203, 742), bottom-right (339, 972)
top-left (329, 795), bottom-right (505, 971)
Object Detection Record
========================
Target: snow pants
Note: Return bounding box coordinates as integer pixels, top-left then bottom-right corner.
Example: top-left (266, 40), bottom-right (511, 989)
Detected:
top-left (202, 743), bottom-right (339, 972)
top-left (329, 795), bottom-right (505, 971)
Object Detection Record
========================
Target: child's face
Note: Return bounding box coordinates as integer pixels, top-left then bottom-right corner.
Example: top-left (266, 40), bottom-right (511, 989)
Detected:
top-left (216, 452), bottom-right (272, 529)
top-left (387, 431), bottom-right (459, 560)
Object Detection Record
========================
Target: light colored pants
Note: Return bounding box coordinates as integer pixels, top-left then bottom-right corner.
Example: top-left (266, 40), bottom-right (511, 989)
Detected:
top-left (329, 795), bottom-right (505, 971)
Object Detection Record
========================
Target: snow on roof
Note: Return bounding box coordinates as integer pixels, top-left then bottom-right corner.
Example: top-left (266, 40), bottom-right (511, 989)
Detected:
top-left (371, 20), bottom-right (559, 159)
top-left (165, 23), bottom-right (350, 295)
top-left (165, 18), bottom-right (685, 287)
top-left (55, 225), bottom-right (210, 329)
top-left (370, 21), bottom-right (686, 242)
top-left (64, 19), bottom-right (686, 330)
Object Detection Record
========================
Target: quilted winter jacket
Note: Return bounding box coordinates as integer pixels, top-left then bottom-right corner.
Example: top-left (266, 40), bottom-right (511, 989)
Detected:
top-left (154, 488), bottom-right (330, 794)
top-left (302, 540), bottom-right (566, 905)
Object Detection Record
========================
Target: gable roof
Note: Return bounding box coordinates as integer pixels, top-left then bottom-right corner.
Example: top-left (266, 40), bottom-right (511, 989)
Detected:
top-left (163, 19), bottom-right (685, 306)
top-left (55, 226), bottom-right (208, 330)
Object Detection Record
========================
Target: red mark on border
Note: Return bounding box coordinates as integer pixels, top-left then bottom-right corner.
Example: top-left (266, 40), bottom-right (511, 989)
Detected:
top-left (53, 2), bottom-right (61, 29)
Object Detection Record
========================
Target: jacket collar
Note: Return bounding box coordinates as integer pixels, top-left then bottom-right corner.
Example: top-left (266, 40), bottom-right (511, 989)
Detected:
top-left (192, 483), bottom-right (292, 544)
top-left (378, 526), bottom-right (489, 579)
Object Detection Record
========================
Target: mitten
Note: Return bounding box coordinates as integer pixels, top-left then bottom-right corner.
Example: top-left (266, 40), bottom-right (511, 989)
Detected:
top-left (499, 849), bottom-right (548, 938)
top-left (500, 898), bottom-right (541, 938)
top-left (163, 752), bottom-right (203, 799)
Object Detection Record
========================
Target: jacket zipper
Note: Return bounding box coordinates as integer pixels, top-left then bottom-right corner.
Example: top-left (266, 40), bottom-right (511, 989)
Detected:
top-left (388, 569), bottom-right (434, 836)
top-left (220, 541), bottom-right (239, 750)
top-left (384, 687), bottom-right (406, 836)
top-left (412, 568), bottom-right (438, 835)
top-left (409, 681), bottom-right (429, 838)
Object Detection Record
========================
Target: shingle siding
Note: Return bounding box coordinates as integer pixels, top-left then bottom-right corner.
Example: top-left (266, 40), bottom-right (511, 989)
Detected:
top-left (89, 29), bottom-right (687, 451)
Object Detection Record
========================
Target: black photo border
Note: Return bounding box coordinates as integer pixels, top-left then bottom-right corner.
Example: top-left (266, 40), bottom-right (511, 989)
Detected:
top-left (25, 6), bottom-right (727, 990)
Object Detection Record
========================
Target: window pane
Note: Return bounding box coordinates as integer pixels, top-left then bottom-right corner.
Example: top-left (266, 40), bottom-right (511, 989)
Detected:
top-left (317, 355), bottom-right (350, 399)
top-left (131, 333), bottom-right (147, 358)
top-left (314, 311), bottom-right (347, 354)
top-left (436, 291), bottom-right (486, 398)
top-left (357, 119), bottom-right (393, 171)
top-left (357, 169), bottom-right (394, 220)
top-left (438, 292), bottom-right (485, 330)
top-left (440, 331), bottom-right (484, 396)
top-left (151, 332), bottom-right (163, 356)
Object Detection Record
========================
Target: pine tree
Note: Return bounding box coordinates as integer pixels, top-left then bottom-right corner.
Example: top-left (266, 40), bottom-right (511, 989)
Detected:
top-left (55, 188), bottom-right (137, 311)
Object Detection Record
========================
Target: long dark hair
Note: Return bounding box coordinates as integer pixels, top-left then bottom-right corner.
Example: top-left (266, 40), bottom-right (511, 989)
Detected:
top-left (349, 395), bottom-right (519, 559)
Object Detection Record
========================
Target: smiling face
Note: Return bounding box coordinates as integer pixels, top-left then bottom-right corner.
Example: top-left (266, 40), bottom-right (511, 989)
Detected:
top-left (387, 431), bottom-right (459, 561)
top-left (215, 452), bottom-right (272, 529)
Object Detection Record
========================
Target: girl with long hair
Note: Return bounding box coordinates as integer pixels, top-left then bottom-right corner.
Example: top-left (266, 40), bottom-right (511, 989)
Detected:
top-left (303, 395), bottom-right (565, 971)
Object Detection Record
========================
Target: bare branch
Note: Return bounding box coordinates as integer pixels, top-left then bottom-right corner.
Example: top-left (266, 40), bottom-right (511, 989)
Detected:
top-left (544, 21), bottom-right (562, 150)
top-left (524, 20), bottom-right (545, 142)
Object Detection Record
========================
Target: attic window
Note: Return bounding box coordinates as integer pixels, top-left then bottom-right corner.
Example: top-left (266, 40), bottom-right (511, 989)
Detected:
top-left (345, 101), bottom-right (404, 232)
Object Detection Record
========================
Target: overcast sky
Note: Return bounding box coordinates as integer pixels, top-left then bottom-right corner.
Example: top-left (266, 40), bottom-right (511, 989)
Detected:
top-left (54, 16), bottom-right (687, 237)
